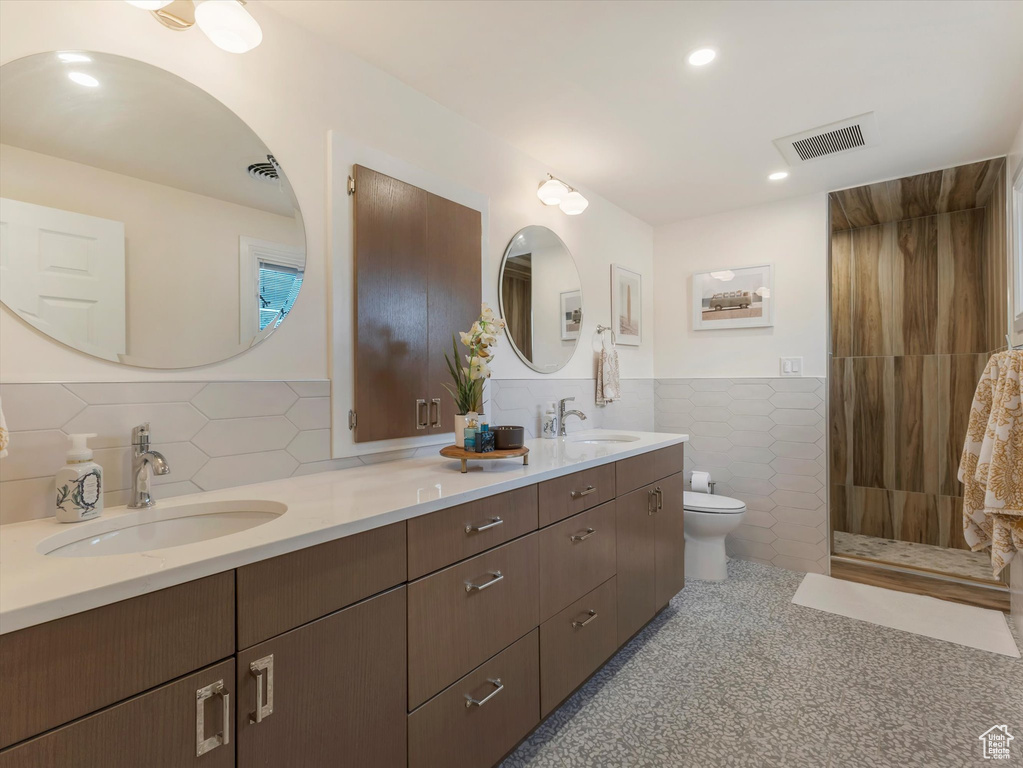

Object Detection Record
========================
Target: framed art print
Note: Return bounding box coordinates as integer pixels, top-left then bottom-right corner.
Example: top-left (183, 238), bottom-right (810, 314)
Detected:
top-left (692, 264), bottom-right (774, 330)
top-left (611, 264), bottom-right (641, 346)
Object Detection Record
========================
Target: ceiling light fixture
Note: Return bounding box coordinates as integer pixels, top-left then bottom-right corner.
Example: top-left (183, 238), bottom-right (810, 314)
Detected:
top-left (768, 171), bottom-right (789, 181)
top-left (537, 174), bottom-right (588, 215)
top-left (57, 52), bottom-right (92, 63)
top-left (123, 0), bottom-right (262, 54)
top-left (687, 48), bottom-right (716, 66)
top-left (68, 72), bottom-right (100, 88)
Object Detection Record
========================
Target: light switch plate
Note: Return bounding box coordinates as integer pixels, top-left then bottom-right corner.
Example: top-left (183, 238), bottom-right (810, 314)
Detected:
top-left (780, 357), bottom-right (803, 376)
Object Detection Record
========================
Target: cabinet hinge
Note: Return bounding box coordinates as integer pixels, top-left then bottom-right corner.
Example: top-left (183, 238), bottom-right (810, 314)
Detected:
top-left (348, 409), bottom-right (357, 430)
top-left (347, 175), bottom-right (356, 196)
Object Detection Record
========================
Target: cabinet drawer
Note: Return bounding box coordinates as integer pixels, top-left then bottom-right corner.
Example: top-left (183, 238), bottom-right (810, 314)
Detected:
top-left (408, 485), bottom-right (538, 579)
top-left (537, 463), bottom-right (615, 527)
top-left (538, 501), bottom-right (617, 622)
top-left (236, 521), bottom-right (406, 648)
top-left (408, 533), bottom-right (539, 709)
top-left (539, 578), bottom-right (617, 717)
top-left (0, 660), bottom-right (235, 768)
top-left (235, 587), bottom-right (407, 768)
top-left (409, 629), bottom-right (539, 768)
top-left (616, 443), bottom-right (684, 495)
top-left (0, 572), bottom-right (234, 749)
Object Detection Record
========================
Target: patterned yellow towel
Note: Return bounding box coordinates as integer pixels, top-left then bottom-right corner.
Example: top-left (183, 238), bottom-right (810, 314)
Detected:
top-left (960, 350), bottom-right (1023, 577)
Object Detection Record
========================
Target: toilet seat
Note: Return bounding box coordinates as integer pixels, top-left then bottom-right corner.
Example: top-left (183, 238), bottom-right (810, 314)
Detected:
top-left (683, 491), bottom-right (745, 514)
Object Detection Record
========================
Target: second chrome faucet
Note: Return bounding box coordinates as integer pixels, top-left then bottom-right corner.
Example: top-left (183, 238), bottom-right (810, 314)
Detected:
top-left (558, 397), bottom-right (587, 437)
top-left (129, 423), bottom-right (171, 509)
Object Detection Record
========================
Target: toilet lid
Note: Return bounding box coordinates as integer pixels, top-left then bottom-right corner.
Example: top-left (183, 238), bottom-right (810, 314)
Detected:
top-left (683, 491), bottom-right (746, 514)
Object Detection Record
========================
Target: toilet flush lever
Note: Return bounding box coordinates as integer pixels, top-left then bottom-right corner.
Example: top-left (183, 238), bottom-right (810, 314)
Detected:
top-left (707, 481), bottom-right (716, 495)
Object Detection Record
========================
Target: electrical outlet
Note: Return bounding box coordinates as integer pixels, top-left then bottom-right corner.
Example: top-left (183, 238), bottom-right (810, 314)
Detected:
top-left (780, 357), bottom-right (803, 376)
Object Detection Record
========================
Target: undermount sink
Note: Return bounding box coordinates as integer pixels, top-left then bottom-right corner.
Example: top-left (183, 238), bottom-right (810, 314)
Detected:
top-left (39, 500), bottom-right (286, 558)
top-left (569, 433), bottom-right (641, 445)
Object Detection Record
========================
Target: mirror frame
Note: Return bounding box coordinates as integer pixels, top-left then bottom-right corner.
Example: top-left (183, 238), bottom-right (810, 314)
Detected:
top-left (498, 225), bottom-right (582, 374)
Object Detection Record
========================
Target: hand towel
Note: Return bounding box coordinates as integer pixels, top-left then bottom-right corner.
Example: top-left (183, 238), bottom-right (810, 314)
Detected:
top-left (960, 350), bottom-right (1023, 577)
top-left (0, 395), bottom-right (8, 458)
top-left (596, 346), bottom-right (621, 405)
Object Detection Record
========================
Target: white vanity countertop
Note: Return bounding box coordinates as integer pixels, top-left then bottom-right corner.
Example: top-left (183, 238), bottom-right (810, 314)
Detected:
top-left (0, 430), bottom-right (687, 634)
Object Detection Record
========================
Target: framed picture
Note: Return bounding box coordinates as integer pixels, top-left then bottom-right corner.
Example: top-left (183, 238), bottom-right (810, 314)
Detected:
top-left (560, 289), bottom-right (582, 340)
top-left (693, 264), bottom-right (774, 330)
top-left (611, 264), bottom-right (641, 346)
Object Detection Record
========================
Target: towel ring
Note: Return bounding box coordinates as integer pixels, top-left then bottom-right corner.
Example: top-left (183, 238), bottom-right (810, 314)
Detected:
top-left (596, 324), bottom-right (616, 348)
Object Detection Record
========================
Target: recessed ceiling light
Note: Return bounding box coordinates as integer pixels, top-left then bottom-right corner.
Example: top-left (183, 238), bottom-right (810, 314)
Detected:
top-left (768, 171), bottom-right (789, 181)
top-left (68, 72), bottom-right (100, 88)
top-left (687, 48), bottom-right (716, 67)
top-left (57, 52), bottom-right (92, 63)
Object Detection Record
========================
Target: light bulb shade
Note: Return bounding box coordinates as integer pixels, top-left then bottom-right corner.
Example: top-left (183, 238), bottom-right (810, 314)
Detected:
top-left (559, 190), bottom-right (589, 215)
top-left (537, 177), bottom-right (569, 206)
top-left (195, 0), bottom-right (263, 53)
top-left (125, 0), bottom-right (174, 8)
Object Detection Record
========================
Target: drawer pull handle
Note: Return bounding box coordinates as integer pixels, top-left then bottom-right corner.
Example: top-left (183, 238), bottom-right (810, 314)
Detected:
top-left (416, 399), bottom-right (428, 429)
top-left (656, 486), bottom-right (663, 511)
top-left (195, 679), bottom-right (230, 756)
top-left (570, 485), bottom-right (597, 499)
top-left (465, 678), bottom-right (504, 708)
top-left (465, 570), bottom-right (504, 593)
top-left (570, 527), bottom-right (596, 542)
top-left (648, 489), bottom-right (658, 515)
top-left (465, 516), bottom-right (504, 534)
top-left (572, 610), bottom-right (598, 628)
top-left (249, 654), bottom-right (274, 724)
top-left (430, 398), bottom-right (442, 428)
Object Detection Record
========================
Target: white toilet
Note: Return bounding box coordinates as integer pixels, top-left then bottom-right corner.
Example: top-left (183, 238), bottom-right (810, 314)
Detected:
top-left (684, 491), bottom-right (746, 581)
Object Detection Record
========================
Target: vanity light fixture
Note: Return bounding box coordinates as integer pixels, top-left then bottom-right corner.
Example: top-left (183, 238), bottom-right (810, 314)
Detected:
top-left (123, 0), bottom-right (262, 54)
top-left (68, 72), bottom-right (100, 88)
top-left (537, 174), bottom-right (589, 215)
top-left (768, 171), bottom-right (789, 181)
top-left (687, 48), bottom-right (717, 66)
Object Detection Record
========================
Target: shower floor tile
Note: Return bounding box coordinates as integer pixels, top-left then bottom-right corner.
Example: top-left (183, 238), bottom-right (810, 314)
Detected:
top-left (833, 531), bottom-right (996, 582)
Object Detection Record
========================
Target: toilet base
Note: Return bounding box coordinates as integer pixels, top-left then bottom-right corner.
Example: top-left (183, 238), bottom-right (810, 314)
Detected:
top-left (685, 536), bottom-right (730, 581)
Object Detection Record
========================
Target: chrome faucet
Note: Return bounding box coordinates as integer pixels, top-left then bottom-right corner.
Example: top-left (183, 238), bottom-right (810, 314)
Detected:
top-left (129, 423), bottom-right (171, 509)
top-left (558, 397), bottom-right (587, 437)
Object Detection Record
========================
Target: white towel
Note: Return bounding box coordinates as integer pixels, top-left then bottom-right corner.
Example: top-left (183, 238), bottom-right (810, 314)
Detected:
top-left (0, 395), bottom-right (8, 458)
top-left (596, 346), bottom-right (621, 405)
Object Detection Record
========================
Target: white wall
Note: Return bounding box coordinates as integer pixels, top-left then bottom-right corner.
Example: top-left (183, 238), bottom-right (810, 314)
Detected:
top-left (0, 0), bottom-right (653, 384)
top-left (652, 193), bottom-right (828, 379)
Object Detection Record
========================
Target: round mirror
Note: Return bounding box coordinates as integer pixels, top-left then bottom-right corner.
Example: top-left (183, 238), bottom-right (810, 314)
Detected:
top-left (499, 225), bottom-right (582, 373)
top-left (0, 51), bottom-right (305, 368)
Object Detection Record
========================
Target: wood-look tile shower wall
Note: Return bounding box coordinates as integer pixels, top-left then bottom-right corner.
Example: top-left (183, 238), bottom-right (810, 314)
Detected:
top-left (829, 161), bottom-right (1007, 551)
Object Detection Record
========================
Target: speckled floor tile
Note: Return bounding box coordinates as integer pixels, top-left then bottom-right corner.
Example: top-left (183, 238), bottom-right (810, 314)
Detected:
top-left (501, 560), bottom-right (1023, 768)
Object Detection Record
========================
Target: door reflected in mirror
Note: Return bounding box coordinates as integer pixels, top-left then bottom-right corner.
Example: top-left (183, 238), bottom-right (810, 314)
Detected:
top-left (499, 225), bottom-right (582, 373)
top-left (0, 51), bottom-right (305, 368)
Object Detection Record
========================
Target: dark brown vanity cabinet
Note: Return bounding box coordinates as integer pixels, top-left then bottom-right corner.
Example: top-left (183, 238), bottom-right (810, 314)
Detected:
top-left (352, 164), bottom-right (482, 442)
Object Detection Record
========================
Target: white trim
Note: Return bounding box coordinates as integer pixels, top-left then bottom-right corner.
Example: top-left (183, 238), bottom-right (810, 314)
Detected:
top-left (238, 236), bottom-right (306, 344)
top-left (327, 131), bottom-right (490, 459)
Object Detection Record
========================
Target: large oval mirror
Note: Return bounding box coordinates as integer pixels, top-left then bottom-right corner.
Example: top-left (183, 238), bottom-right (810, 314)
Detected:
top-left (0, 51), bottom-right (305, 368)
top-left (499, 225), bottom-right (582, 373)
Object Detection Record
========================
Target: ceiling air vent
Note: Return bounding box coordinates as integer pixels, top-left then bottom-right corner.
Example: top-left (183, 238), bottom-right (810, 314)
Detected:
top-left (247, 154), bottom-right (280, 182)
top-left (773, 112), bottom-right (880, 165)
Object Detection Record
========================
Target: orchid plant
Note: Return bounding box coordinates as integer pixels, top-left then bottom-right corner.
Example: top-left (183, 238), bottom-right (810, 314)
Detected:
top-left (444, 303), bottom-right (507, 415)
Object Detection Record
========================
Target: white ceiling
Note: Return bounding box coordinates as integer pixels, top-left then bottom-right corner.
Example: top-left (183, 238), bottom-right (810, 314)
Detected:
top-left (0, 51), bottom-right (298, 217)
top-left (264, 0), bottom-right (1023, 225)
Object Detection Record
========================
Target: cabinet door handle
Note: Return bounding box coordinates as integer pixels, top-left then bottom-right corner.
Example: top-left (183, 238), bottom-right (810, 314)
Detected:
top-left (416, 399), bottom-right (428, 429)
top-left (465, 516), bottom-right (503, 534)
top-left (656, 487), bottom-right (663, 511)
top-left (648, 489), bottom-right (658, 515)
top-left (465, 570), bottom-right (504, 593)
top-left (464, 678), bottom-right (504, 708)
top-left (572, 610), bottom-right (598, 628)
top-left (570, 527), bottom-right (596, 542)
top-left (430, 398), bottom-right (441, 427)
top-left (195, 679), bottom-right (229, 756)
top-left (249, 654), bottom-right (274, 724)
top-left (570, 485), bottom-right (597, 499)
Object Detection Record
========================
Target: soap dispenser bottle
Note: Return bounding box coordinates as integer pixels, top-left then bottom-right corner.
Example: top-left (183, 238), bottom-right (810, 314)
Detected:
top-left (55, 433), bottom-right (103, 523)
top-left (542, 402), bottom-right (559, 439)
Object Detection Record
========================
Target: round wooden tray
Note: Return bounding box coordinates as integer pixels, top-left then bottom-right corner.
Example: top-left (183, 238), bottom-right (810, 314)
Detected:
top-left (439, 445), bottom-right (529, 473)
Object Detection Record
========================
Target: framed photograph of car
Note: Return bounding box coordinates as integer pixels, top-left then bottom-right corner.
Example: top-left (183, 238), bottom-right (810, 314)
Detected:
top-left (692, 264), bottom-right (774, 330)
